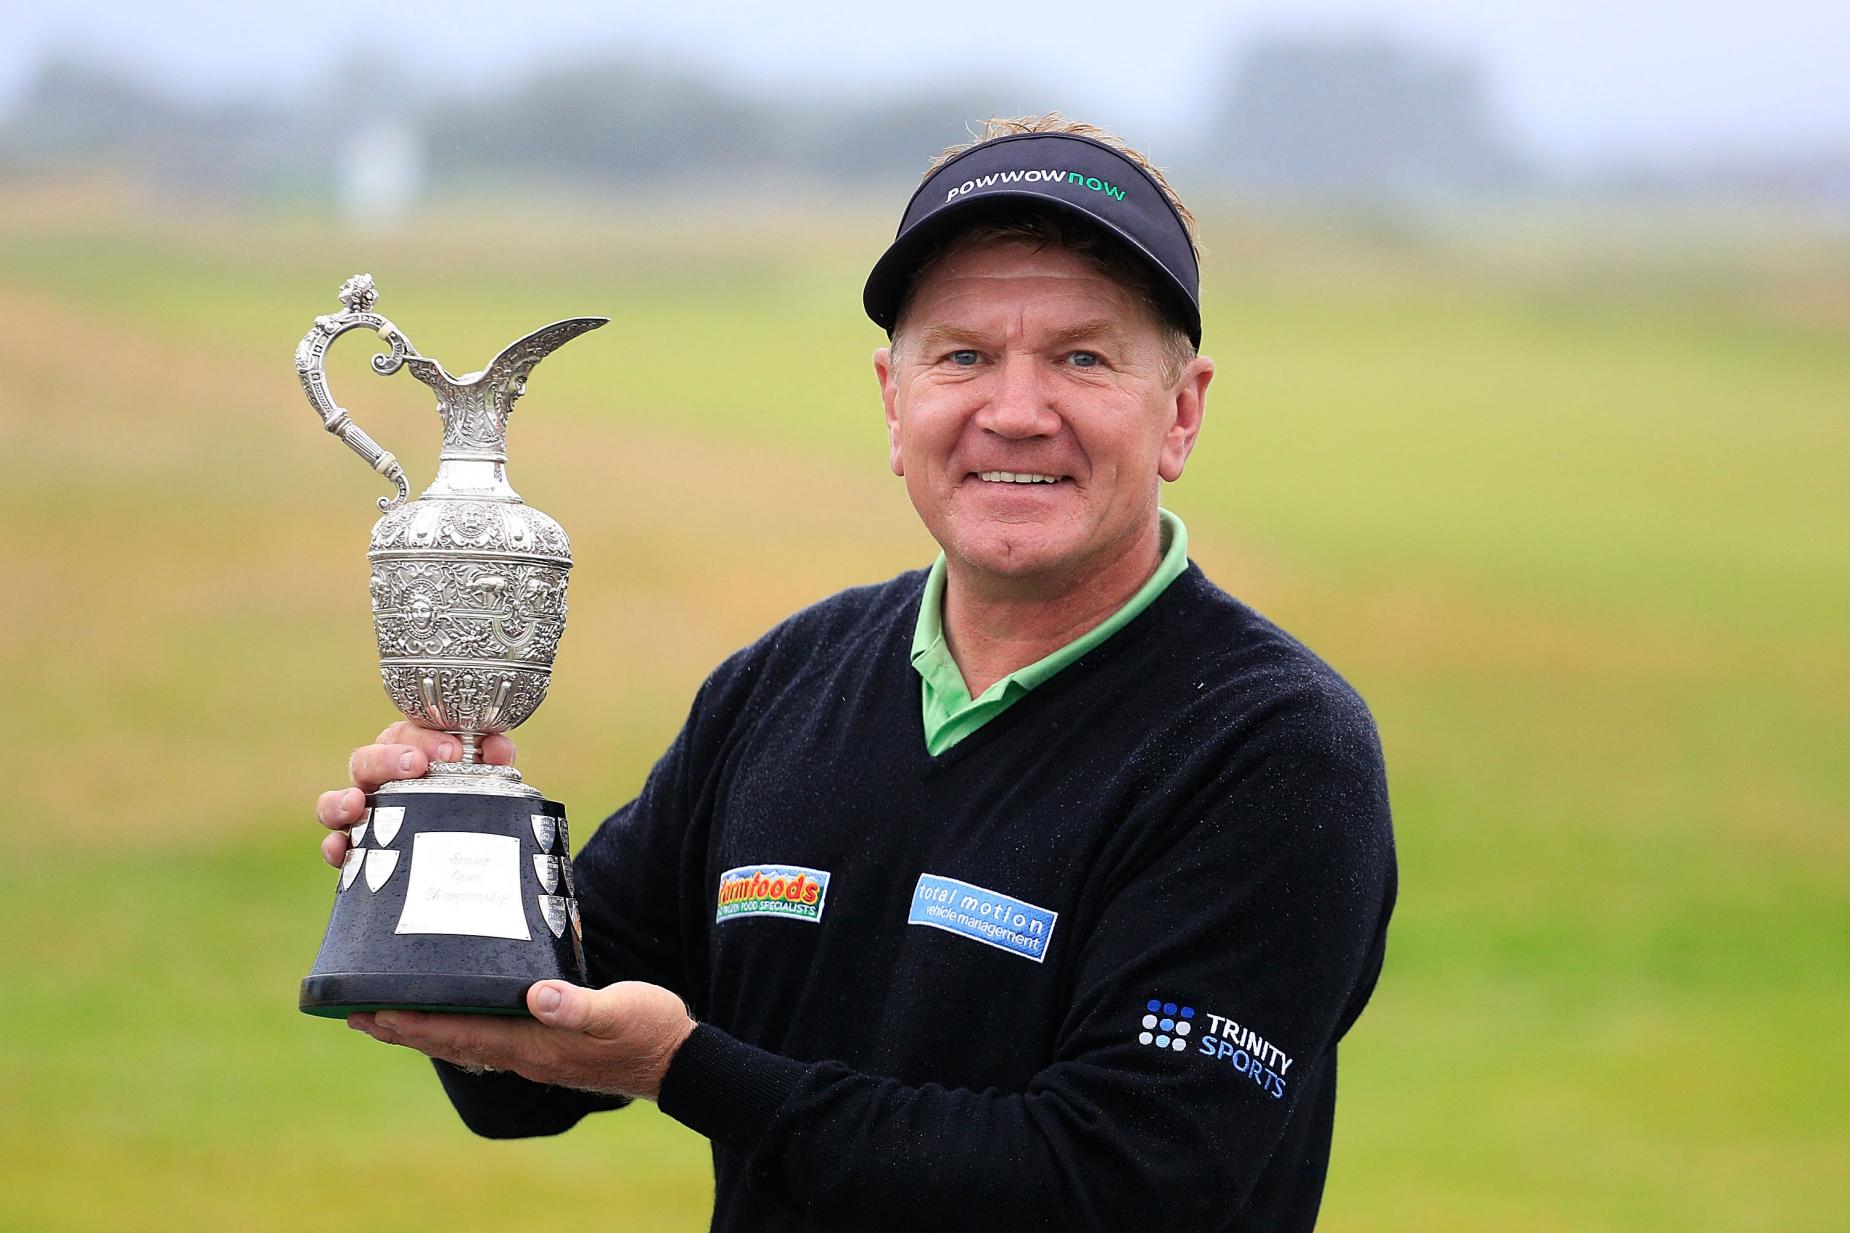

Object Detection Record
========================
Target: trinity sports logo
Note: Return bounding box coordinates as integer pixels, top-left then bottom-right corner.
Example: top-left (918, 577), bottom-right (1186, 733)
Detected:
top-left (1138, 999), bottom-right (1195, 1051)
top-left (715, 864), bottom-right (830, 924)
top-left (1139, 996), bottom-right (1297, 1100)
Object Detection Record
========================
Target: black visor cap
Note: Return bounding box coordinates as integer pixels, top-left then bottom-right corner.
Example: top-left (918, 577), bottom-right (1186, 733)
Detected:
top-left (863, 131), bottom-right (1201, 348)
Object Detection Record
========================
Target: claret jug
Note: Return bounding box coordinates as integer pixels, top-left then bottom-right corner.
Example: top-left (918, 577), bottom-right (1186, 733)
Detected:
top-left (293, 273), bottom-right (605, 1017)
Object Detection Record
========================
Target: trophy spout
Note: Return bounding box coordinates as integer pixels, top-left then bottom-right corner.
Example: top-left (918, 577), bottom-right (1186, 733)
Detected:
top-left (489, 317), bottom-right (610, 387)
top-left (430, 317), bottom-right (609, 461)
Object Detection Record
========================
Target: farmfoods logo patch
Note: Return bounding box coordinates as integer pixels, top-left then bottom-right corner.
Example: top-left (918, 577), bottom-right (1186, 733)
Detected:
top-left (715, 864), bottom-right (830, 923)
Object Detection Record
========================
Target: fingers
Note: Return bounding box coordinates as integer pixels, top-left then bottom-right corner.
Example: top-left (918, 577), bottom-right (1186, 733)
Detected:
top-left (316, 787), bottom-right (366, 829)
top-left (348, 743), bottom-right (436, 790)
top-left (322, 725), bottom-right (515, 867)
top-left (360, 723), bottom-right (517, 777)
top-left (529, 981), bottom-right (589, 1031)
top-left (316, 787), bottom-right (366, 868)
top-left (376, 720), bottom-right (515, 765)
top-left (352, 1010), bottom-right (537, 1072)
top-left (374, 721), bottom-right (459, 758)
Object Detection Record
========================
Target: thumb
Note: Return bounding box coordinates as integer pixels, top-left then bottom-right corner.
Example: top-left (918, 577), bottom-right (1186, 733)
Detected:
top-left (528, 981), bottom-right (614, 1035)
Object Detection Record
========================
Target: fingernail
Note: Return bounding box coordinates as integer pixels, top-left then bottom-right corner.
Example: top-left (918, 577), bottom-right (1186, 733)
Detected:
top-left (535, 986), bottom-right (562, 1015)
top-left (375, 1011), bottom-right (400, 1028)
top-left (399, 752), bottom-right (418, 774)
top-left (438, 742), bottom-right (457, 761)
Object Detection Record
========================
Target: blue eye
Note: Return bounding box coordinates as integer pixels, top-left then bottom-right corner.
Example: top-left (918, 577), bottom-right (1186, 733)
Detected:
top-left (948, 350), bottom-right (980, 366)
top-left (1069, 351), bottom-right (1100, 368)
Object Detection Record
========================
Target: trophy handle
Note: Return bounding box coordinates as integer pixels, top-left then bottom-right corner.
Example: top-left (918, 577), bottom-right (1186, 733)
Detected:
top-left (293, 274), bottom-right (420, 512)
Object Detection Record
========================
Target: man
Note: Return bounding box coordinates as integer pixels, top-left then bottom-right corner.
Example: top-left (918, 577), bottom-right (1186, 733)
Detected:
top-left (316, 116), bottom-right (1396, 1232)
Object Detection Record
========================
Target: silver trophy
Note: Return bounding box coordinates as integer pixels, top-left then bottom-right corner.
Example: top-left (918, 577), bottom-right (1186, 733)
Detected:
top-left (294, 273), bottom-right (606, 1017)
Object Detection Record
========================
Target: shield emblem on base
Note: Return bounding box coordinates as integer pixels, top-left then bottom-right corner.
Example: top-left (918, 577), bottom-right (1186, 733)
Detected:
top-left (538, 895), bottom-right (569, 938)
top-left (364, 849), bottom-right (401, 892)
top-left (371, 806), bottom-right (405, 846)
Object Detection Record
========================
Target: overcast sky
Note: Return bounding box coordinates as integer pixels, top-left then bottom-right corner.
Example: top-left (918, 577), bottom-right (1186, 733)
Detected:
top-left (6, 0), bottom-right (1846, 169)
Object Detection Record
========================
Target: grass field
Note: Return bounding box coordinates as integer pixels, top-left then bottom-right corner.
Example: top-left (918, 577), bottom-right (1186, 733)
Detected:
top-left (1, 185), bottom-right (1845, 1231)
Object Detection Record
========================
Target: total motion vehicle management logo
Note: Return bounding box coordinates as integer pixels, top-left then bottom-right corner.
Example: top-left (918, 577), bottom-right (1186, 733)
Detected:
top-left (1140, 997), bottom-right (1297, 1100)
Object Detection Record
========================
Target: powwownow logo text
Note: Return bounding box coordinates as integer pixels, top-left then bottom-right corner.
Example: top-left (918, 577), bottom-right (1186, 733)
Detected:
top-left (714, 864), bottom-right (830, 924)
top-left (946, 169), bottom-right (1129, 203)
top-left (1140, 998), bottom-right (1296, 1101)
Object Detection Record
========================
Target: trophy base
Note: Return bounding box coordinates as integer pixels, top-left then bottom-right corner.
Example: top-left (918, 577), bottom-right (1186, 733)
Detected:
top-left (300, 788), bottom-right (584, 1021)
top-left (299, 972), bottom-right (540, 1018)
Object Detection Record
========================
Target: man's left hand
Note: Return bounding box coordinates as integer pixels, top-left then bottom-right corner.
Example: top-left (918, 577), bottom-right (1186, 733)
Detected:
top-left (348, 980), bottom-right (697, 1101)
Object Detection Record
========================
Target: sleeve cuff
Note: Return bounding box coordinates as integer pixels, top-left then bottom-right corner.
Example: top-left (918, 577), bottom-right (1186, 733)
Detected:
top-left (433, 1059), bottom-right (628, 1138)
top-left (656, 1021), bottom-right (812, 1151)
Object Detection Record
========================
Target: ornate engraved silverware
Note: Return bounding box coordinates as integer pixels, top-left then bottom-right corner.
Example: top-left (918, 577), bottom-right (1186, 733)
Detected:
top-left (294, 272), bottom-right (605, 798)
top-left (296, 274), bottom-right (602, 1018)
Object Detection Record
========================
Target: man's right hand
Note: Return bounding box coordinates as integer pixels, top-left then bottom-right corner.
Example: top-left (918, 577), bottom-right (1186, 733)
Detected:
top-left (314, 721), bottom-right (516, 868)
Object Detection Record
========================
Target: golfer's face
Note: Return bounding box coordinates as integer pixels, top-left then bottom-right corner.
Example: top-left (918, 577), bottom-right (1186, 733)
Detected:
top-left (881, 238), bottom-right (1190, 586)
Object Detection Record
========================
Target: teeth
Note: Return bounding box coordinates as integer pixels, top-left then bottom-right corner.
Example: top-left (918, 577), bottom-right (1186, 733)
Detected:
top-left (977, 471), bottom-right (1060, 484)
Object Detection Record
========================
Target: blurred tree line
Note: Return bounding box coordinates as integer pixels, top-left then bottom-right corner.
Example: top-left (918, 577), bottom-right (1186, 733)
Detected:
top-left (2, 33), bottom-right (1843, 209)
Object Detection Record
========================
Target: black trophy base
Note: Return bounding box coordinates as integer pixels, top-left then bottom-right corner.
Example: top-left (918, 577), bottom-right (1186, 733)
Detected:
top-left (299, 786), bottom-right (585, 1020)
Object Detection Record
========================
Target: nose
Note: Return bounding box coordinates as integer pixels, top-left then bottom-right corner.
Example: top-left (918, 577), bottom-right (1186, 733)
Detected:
top-left (974, 354), bottom-right (1060, 440)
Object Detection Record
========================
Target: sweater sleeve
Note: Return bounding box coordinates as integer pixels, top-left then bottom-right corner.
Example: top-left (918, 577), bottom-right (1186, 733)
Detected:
top-left (656, 716), bottom-right (1396, 1228)
top-left (433, 673), bottom-right (721, 1137)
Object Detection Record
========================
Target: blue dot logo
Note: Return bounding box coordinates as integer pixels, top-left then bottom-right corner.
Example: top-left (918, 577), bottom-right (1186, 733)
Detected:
top-left (1138, 998), bottom-right (1195, 1053)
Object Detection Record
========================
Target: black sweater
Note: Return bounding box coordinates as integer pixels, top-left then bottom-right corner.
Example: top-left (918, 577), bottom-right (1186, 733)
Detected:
top-left (436, 561), bottom-right (1397, 1232)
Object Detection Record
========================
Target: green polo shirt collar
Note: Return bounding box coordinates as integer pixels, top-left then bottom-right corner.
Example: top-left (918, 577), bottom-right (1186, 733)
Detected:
top-left (909, 508), bottom-right (1188, 756)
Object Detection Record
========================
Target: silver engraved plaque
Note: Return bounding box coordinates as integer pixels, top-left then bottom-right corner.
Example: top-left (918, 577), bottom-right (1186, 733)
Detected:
top-left (340, 848), bottom-right (365, 891)
top-left (533, 854), bottom-right (561, 894)
top-left (364, 849), bottom-right (401, 892)
top-left (371, 806), bottom-right (404, 847)
top-left (352, 815), bottom-right (370, 846)
top-left (561, 857), bottom-right (575, 895)
top-left (394, 832), bottom-right (530, 941)
top-left (538, 895), bottom-right (569, 939)
top-left (531, 814), bottom-right (556, 852)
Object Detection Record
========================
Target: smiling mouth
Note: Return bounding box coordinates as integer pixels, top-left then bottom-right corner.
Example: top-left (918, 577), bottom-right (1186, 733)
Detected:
top-left (972, 470), bottom-right (1066, 485)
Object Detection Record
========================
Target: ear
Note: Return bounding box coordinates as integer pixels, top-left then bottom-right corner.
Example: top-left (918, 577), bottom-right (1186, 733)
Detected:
top-left (1157, 355), bottom-right (1213, 483)
top-left (874, 345), bottom-right (904, 477)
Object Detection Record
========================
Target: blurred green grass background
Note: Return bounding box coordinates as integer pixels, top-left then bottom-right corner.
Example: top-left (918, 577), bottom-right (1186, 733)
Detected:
top-left (1, 188), bottom-right (1845, 1231)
